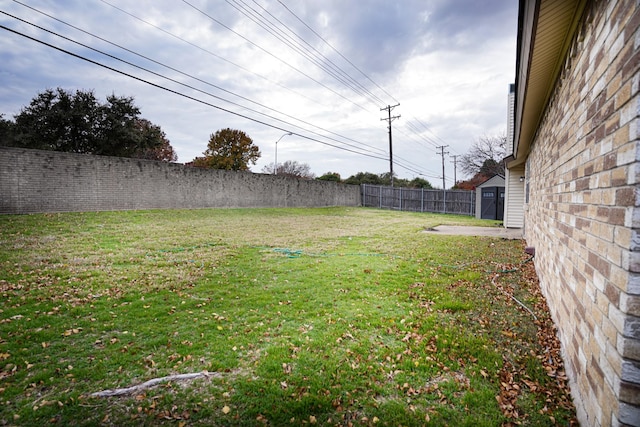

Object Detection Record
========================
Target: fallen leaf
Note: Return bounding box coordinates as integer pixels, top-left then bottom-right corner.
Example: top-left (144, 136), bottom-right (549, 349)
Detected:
top-left (222, 405), bottom-right (230, 415)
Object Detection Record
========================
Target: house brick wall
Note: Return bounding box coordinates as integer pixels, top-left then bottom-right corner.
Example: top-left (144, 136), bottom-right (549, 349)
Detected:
top-left (0, 147), bottom-right (361, 214)
top-left (524, 1), bottom-right (640, 426)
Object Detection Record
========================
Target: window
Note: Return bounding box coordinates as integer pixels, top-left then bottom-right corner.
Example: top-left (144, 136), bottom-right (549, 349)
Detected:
top-left (483, 191), bottom-right (495, 198)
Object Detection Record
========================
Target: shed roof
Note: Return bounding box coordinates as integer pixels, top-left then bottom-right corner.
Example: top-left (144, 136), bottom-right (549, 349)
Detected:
top-left (477, 174), bottom-right (505, 188)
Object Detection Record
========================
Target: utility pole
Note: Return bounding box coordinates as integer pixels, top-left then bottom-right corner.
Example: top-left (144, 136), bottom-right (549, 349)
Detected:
top-left (380, 104), bottom-right (400, 187)
top-left (437, 145), bottom-right (449, 213)
top-left (450, 155), bottom-right (459, 186)
top-left (436, 146), bottom-right (449, 190)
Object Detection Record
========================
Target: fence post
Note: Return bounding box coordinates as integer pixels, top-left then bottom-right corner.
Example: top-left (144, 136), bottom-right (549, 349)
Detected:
top-left (421, 188), bottom-right (424, 212)
top-left (399, 187), bottom-right (402, 211)
top-left (379, 185), bottom-right (382, 209)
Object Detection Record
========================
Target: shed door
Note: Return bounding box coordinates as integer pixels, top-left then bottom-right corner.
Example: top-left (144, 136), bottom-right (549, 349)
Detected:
top-left (481, 187), bottom-right (503, 220)
top-left (496, 188), bottom-right (505, 221)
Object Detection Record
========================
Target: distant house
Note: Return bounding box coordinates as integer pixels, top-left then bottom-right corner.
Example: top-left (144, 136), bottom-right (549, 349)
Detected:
top-left (505, 0), bottom-right (640, 425)
top-left (474, 174), bottom-right (505, 220)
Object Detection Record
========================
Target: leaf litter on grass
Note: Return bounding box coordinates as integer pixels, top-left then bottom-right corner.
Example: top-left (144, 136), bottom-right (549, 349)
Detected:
top-left (0, 208), bottom-right (576, 426)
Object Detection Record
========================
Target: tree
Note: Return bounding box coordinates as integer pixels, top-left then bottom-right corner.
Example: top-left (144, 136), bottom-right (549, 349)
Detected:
top-left (460, 133), bottom-right (507, 178)
top-left (5, 88), bottom-right (176, 160)
top-left (0, 114), bottom-right (16, 146)
top-left (408, 177), bottom-right (433, 189)
top-left (93, 93), bottom-right (142, 157)
top-left (13, 88), bottom-right (103, 152)
top-left (191, 128), bottom-right (260, 171)
top-left (453, 174), bottom-right (488, 190)
top-left (316, 172), bottom-right (342, 182)
top-left (343, 172), bottom-right (433, 188)
top-left (262, 160), bottom-right (315, 179)
top-left (133, 119), bottom-right (177, 162)
top-left (344, 172), bottom-right (384, 185)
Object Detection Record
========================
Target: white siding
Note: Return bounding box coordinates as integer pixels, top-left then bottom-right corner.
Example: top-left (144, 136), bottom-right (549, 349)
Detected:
top-left (507, 84), bottom-right (515, 155)
top-left (504, 167), bottom-right (525, 228)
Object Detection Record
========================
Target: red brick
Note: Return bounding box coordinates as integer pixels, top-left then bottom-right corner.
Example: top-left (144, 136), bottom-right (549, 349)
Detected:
top-left (604, 282), bottom-right (621, 308)
top-left (622, 4), bottom-right (640, 44)
top-left (589, 250), bottom-right (612, 277)
top-left (616, 187), bottom-right (637, 206)
top-left (622, 41), bottom-right (640, 80)
top-left (620, 381), bottom-right (640, 405)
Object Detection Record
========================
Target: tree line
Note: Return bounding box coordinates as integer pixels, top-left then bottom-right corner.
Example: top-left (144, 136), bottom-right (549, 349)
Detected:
top-left (1, 87), bottom-right (503, 188)
top-left (1, 88), bottom-right (177, 161)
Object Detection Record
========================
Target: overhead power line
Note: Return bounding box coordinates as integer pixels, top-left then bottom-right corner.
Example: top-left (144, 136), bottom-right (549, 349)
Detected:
top-left (380, 104), bottom-right (400, 187)
top-left (436, 145), bottom-right (449, 190)
top-left (4, 3), bottom-right (439, 180)
top-left (3, 7), bottom-right (388, 158)
top-left (450, 155), bottom-right (460, 185)
top-left (180, 0), bottom-right (370, 112)
top-left (226, 0), bottom-right (385, 107)
top-left (88, 0), bottom-right (322, 109)
top-left (410, 117), bottom-right (459, 155)
top-left (276, 0), bottom-right (399, 106)
top-left (0, 24), bottom-right (390, 162)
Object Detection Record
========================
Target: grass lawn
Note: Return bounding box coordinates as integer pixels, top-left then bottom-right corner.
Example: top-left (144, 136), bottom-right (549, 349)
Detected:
top-left (0, 207), bottom-right (575, 426)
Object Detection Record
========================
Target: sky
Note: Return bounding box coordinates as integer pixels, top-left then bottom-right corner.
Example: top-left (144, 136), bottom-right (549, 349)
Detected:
top-left (0, 0), bottom-right (518, 186)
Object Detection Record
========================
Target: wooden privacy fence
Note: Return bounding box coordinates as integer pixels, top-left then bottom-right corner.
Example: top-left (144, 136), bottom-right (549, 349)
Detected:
top-left (361, 184), bottom-right (475, 216)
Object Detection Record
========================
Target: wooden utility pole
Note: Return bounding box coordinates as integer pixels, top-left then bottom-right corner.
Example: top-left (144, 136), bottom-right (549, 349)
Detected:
top-left (437, 145), bottom-right (449, 213)
top-left (450, 155), bottom-right (459, 186)
top-left (436, 146), bottom-right (449, 190)
top-left (380, 104), bottom-right (400, 186)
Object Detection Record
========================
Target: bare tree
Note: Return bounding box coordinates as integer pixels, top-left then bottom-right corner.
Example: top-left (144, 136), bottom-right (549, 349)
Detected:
top-left (460, 133), bottom-right (507, 177)
top-left (262, 160), bottom-right (315, 179)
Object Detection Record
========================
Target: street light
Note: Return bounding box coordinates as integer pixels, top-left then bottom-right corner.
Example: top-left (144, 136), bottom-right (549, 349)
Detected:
top-left (274, 132), bottom-right (292, 175)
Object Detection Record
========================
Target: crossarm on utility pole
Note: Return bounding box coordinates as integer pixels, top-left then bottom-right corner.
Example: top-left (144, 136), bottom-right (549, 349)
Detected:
top-left (380, 104), bottom-right (400, 187)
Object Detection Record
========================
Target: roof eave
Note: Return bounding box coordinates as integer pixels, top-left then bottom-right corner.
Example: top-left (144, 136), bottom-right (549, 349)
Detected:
top-left (510, 0), bottom-right (588, 169)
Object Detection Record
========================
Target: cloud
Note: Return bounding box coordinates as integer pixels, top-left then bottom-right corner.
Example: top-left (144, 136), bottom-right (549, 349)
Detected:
top-left (0, 0), bottom-right (518, 184)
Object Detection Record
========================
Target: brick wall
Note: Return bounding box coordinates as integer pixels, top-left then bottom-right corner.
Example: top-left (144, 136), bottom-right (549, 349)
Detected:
top-left (0, 147), bottom-right (361, 214)
top-left (524, 1), bottom-right (640, 426)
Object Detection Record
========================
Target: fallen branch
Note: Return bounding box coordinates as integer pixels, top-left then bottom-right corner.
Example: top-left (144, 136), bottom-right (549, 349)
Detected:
top-left (91, 371), bottom-right (218, 398)
top-left (490, 273), bottom-right (538, 321)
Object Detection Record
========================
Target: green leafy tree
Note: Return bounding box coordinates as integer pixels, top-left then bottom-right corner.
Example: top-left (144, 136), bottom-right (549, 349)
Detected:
top-left (94, 93), bottom-right (142, 157)
top-left (6, 88), bottom-right (176, 160)
top-left (133, 119), bottom-right (177, 162)
top-left (408, 177), bottom-right (433, 189)
top-left (344, 172), bottom-right (384, 185)
top-left (316, 172), bottom-right (342, 182)
top-left (479, 158), bottom-right (502, 177)
top-left (343, 172), bottom-right (433, 188)
top-left (0, 114), bottom-right (16, 146)
top-left (13, 88), bottom-right (103, 152)
top-left (191, 128), bottom-right (260, 171)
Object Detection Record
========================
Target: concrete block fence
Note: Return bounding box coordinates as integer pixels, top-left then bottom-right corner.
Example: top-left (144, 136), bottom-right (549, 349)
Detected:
top-left (0, 147), bottom-right (361, 214)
